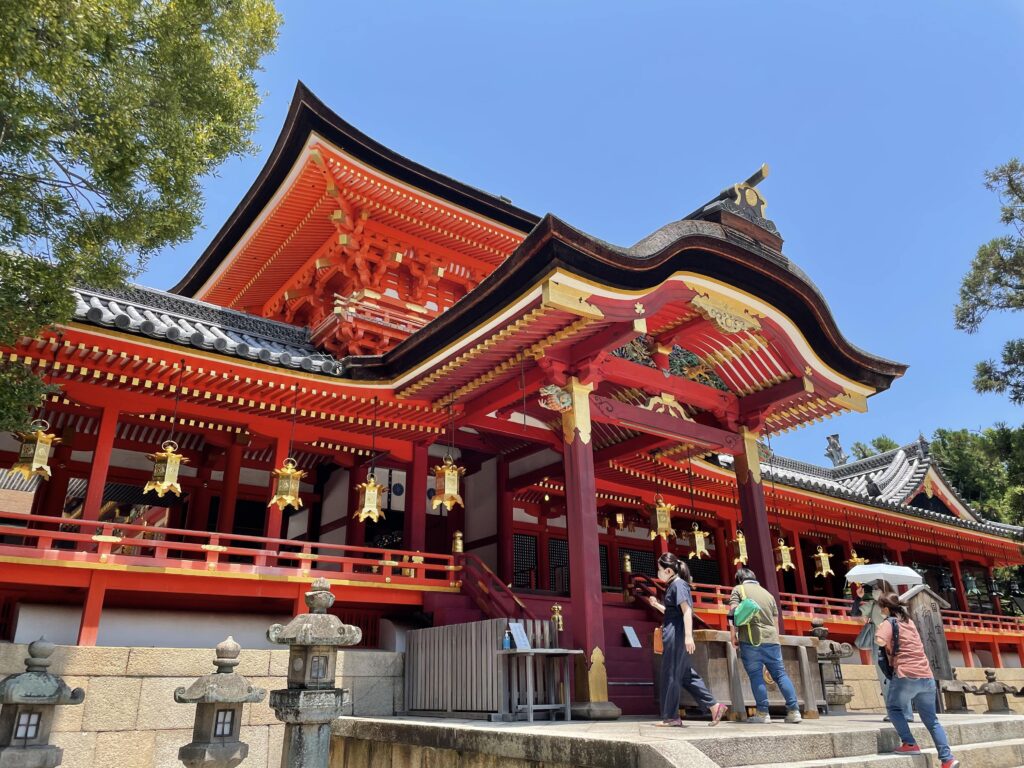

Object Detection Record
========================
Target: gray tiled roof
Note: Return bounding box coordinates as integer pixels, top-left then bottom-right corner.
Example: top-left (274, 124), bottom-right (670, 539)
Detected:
top-left (724, 439), bottom-right (1023, 540)
top-left (72, 284), bottom-right (344, 375)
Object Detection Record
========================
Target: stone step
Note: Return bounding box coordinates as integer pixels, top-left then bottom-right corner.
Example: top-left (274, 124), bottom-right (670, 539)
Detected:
top-left (687, 716), bottom-right (1024, 767)
top-left (742, 737), bottom-right (1024, 768)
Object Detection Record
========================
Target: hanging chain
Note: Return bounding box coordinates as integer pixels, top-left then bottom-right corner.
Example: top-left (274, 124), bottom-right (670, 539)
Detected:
top-left (37, 331), bottom-right (64, 423)
top-left (168, 359), bottom-right (186, 446)
top-left (369, 395), bottom-right (379, 477)
top-left (520, 354), bottom-right (527, 433)
top-left (286, 385), bottom-right (300, 458)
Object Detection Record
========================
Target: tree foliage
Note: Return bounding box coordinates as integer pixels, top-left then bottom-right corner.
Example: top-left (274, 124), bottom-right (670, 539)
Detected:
top-left (850, 435), bottom-right (900, 460)
top-left (929, 426), bottom-right (1024, 528)
top-left (0, 0), bottom-right (280, 430)
top-left (955, 159), bottom-right (1024, 403)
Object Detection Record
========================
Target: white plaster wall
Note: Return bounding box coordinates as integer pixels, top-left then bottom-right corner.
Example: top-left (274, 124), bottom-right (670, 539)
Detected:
top-left (15, 605), bottom-right (292, 649)
top-left (509, 448), bottom-right (559, 479)
top-left (320, 525), bottom-right (346, 545)
top-left (465, 457), bottom-right (497, 541)
top-left (286, 508), bottom-right (309, 538)
top-left (321, 467), bottom-right (350, 526)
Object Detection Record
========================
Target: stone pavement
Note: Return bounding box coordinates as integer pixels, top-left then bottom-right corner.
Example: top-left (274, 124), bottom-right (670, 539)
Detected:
top-left (331, 712), bottom-right (1024, 768)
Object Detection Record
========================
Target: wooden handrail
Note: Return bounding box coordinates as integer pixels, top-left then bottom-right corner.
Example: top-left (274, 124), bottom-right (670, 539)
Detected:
top-left (458, 552), bottom-right (537, 621)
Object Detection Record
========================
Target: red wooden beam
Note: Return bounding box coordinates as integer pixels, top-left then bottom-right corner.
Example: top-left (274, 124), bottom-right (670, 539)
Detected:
top-left (738, 376), bottom-right (813, 428)
top-left (590, 395), bottom-right (743, 453)
top-left (597, 356), bottom-right (739, 421)
top-left (463, 414), bottom-right (561, 449)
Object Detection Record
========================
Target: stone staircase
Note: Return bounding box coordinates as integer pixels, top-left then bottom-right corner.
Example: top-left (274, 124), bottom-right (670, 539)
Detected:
top-left (686, 715), bottom-right (1024, 768)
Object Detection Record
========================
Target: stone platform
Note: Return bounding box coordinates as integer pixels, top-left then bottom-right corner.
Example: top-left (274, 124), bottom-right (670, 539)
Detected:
top-left (331, 712), bottom-right (1024, 768)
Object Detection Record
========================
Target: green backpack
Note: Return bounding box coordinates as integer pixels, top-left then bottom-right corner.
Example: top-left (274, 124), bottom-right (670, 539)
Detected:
top-left (733, 585), bottom-right (765, 646)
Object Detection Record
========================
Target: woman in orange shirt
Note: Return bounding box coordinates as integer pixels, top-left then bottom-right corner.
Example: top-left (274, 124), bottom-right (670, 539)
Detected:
top-left (875, 593), bottom-right (959, 768)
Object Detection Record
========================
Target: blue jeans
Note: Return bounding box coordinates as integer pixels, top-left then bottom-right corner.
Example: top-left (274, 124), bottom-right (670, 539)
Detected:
top-left (886, 677), bottom-right (953, 762)
top-left (738, 642), bottom-right (799, 713)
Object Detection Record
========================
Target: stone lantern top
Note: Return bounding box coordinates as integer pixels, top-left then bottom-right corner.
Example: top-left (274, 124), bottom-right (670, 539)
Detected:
top-left (174, 637), bottom-right (267, 705)
top-left (266, 578), bottom-right (362, 647)
top-left (0, 636), bottom-right (85, 706)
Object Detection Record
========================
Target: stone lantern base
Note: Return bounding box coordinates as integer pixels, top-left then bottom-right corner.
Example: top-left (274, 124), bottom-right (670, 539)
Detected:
top-left (177, 742), bottom-right (248, 768)
top-left (270, 688), bottom-right (348, 768)
top-left (0, 743), bottom-right (63, 768)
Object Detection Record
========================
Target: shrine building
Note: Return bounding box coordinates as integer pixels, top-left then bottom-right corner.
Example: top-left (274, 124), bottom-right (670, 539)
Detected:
top-left (1, 83), bottom-right (1022, 716)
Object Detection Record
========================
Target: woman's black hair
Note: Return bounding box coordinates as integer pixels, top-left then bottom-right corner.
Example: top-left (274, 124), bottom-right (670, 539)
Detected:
top-left (734, 567), bottom-right (757, 585)
top-left (877, 592), bottom-right (908, 618)
top-left (657, 552), bottom-right (692, 584)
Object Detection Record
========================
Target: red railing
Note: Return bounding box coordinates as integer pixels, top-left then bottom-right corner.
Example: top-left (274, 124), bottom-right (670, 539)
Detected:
top-left (458, 552), bottom-right (537, 621)
top-left (0, 509), bottom-right (459, 591)
top-left (941, 609), bottom-right (1024, 634)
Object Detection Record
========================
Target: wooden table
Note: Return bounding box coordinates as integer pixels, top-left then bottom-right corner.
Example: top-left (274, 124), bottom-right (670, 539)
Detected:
top-left (497, 648), bottom-right (584, 722)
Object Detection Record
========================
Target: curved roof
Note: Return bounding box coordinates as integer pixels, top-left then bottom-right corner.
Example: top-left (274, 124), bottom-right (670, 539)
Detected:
top-left (172, 82), bottom-right (540, 297)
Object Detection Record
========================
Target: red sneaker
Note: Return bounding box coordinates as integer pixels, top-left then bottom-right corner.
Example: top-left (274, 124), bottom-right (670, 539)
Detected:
top-left (941, 760), bottom-right (960, 768)
top-left (893, 744), bottom-right (921, 754)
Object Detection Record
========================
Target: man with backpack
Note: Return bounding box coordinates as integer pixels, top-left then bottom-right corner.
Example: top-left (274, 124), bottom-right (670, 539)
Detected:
top-left (728, 567), bottom-right (802, 723)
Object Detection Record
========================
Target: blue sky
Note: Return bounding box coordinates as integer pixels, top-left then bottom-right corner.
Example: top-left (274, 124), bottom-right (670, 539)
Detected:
top-left (145, 1), bottom-right (1024, 465)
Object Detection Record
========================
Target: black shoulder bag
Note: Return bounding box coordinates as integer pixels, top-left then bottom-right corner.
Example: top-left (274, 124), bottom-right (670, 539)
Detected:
top-left (877, 616), bottom-right (901, 680)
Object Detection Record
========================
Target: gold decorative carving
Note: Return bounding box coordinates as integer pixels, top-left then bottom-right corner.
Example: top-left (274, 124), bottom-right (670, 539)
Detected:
top-left (542, 281), bottom-right (604, 320)
top-left (574, 646), bottom-right (610, 703)
top-left (690, 294), bottom-right (761, 334)
top-left (538, 384), bottom-right (573, 413)
top-left (642, 392), bottom-right (693, 421)
top-left (923, 473), bottom-right (934, 499)
top-left (831, 390), bottom-right (868, 413)
top-left (559, 378), bottom-right (594, 445)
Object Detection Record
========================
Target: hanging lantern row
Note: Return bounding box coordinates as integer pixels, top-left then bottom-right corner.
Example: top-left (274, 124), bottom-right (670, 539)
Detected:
top-left (354, 471), bottom-right (386, 523)
top-left (269, 458), bottom-right (306, 512)
top-left (813, 545), bottom-right (835, 578)
top-left (144, 441), bottom-right (188, 498)
top-left (732, 530), bottom-right (748, 566)
top-left (432, 455), bottom-right (465, 512)
top-left (689, 522), bottom-right (710, 560)
top-left (649, 494), bottom-right (675, 541)
top-left (11, 420), bottom-right (60, 482)
top-left (775, 538), bottom-right (795, 572)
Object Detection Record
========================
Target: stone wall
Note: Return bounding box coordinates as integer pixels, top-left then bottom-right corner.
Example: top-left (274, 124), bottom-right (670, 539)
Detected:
top-left (0, 643), bottom-right (402, 768)
top-left (839, 663), bottom-right (1024, 714)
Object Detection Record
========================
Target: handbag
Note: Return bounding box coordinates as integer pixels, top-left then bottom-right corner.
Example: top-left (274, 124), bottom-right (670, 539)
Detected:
top-left (854, 620), bottom-right (875, 651)
top-left (653, 627), bottom-right (663, 655)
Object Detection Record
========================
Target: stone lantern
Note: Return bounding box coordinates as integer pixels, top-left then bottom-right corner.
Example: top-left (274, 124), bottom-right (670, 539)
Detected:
top-left (173, 636), bottom-right (266, 768)
top-left (0, 637), bottom-right (85, 768)
top-left (267, 577), bottom-right (362, 768)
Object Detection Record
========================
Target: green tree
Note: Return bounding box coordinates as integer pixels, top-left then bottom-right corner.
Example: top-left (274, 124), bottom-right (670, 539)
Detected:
top-left (850, 435), bottom-right (900, 460)
top-left (0, 0), bottom-right (280, 430)
top-left (929, 426), bottom-right (1024, 527)
top-left (955, 159), bottom-right (1024, 403)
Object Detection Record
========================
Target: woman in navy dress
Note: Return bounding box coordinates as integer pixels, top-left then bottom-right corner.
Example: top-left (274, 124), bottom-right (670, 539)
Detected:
top-left (649, 552), bottom-right (729, 726)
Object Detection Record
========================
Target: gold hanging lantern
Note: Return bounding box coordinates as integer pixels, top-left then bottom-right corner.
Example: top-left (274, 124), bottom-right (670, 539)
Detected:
top-left (733, 529), bottom-right (749, 566)
top-left (10, 419), bottom-right (60, 481)
top-left (144, 440), bottom-right (189, 497)
top-left (689, 522), bottom-right (710, 560)
top-left (813, 545), bottom-right (835, 578)
top-left (845, 549), bottom-right (869, 569)
top-left (775, 537), bottom-right (796, 572)
top-left (432, 455), bottom-right (465, 512)
top-left (354, 470), bottom-right (386, 523)
top-left (649, 494), bottom-right (675, 541)
top-left (615, 511), bottom-right (625, 529)
top-left (269, 458), bottom-right (306, 512)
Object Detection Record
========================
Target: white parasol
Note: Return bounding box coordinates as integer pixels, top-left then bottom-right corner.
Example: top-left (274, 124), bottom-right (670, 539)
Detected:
top-left (844, 563), bottom-right (923, 587)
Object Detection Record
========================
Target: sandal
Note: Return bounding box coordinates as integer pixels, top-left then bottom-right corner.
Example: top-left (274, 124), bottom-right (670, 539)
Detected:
top-left (709, 702), bottom-right (729, 726)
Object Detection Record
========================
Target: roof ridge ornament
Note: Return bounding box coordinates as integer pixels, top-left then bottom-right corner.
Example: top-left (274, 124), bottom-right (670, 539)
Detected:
top-left (724, 163), bottom-right (770, 220)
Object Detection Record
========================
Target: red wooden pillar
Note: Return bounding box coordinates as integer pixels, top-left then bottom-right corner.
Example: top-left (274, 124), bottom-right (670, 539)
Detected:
top-left (734, 428), bottom-right (783, 621)
top-left (264, 434), bottom-right (290, 541)
top-left (218, 441), bottom-right (243, 535)
top-left (713, 523), bottom-right (731, 587)
top-left (82, 407), bottom-right (120, 521)
top-left (560, 378), bottom-right (619, 718)
top-left (987, 566), bottom-right (1003, 615)
top-left (788, 529), bottom-right (809, 595)
top-left (347, 468), bottom-right (366, 548)
top-left (653, 535), bottom-right (669, 559)
top-left (188, 460), bottom-right (214, 532)
top-left (77, 572), bottom-right (107, 646)
top-left (950, 560), bottom-right (968, 613)
top-left (960, 640), bottom-right (974, 668)
top-left (404, 444), bottom-right (429, 554)
top-left (991, 640), bottom-right (1004, 669)
top-left (537, 518), bottom-right (550, 590)
top-left (496, 455), bottom-right (514, 584)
